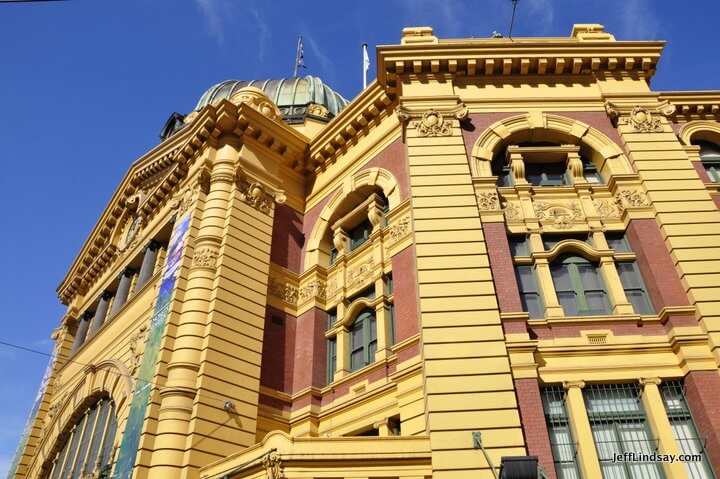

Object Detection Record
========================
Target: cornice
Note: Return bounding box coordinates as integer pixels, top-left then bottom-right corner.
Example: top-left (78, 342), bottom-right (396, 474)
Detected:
top-left (377, 39), bottom-right (664, 95)
top-left (308, 82), bottom-right (394, 172)
top-left (658, 91), bottom-right (720, 121)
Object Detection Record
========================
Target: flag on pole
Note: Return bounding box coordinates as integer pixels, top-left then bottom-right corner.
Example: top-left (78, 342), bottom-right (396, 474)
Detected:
top-left (294, 35), bottom-right (306, 77)
top-left (363, 43), bottom-right (370, 89)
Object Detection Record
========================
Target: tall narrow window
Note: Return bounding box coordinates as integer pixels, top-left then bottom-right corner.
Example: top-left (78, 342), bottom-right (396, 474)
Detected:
top-left (551, 255), bottom-right (610, 316)
top-left (584, 384), bottom-right (664, 478)
top-left (541, 387), bottom-right (581, 479)
top-left (349, 219), bottom-right (373, 251)
top-left (46, 398), bottom-right (117, 479)
top-left (583, 159), bottom-right (604, 184)
top-left (349, 308), bottom-right (377, 371)
top-left (660, 381), bottom-right (717, 478)
top-left (515, 265), bottom-right (543, 319)
top-left (327, 337), bottom-right (336, 385)
top-left (608, 234), bottom-right (654, 315)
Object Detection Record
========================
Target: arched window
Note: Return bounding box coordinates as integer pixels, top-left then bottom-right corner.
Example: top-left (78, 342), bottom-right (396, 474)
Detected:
top-left (550, 254), bottom-right (610, 316)
top-left (697, 141), bottom-right (720, 182)
top-left (349, 308), bottom-right (377, 372)
top-left (45, 398), bottom-right (117, 479)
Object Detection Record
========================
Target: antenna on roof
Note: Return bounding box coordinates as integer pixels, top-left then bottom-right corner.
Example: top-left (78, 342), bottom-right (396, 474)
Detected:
top-left (508, 0), bottom-right (520, 39)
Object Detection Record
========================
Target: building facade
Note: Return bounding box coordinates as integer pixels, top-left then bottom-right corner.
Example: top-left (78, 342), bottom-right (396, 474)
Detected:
top-left (10, 24), bottom-right (720, 479)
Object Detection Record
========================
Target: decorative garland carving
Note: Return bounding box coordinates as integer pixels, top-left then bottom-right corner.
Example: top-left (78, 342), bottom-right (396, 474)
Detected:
top-left (533, 201), bottom-right (584, 229)
top-left (171, 185), bottom-right (200, 215)
top-left (615, 189), bottom-right (650, 208)
top-left (594, 199), bottom-right (622, 219)
top-left (128, 324), bottom-right (148, 374)
top-left (268, 277), bottom-right (298, 305)
top-left (298, 280), bottom-right (327, 302)
top-left (192, 248), bottom-right (218, 269)
top-left (262, 451), bottom-right (285, 479)
top-left (237, 176), bottom-right (286, 214)
top-left (347, 259), bottom-right (375, 289)
top-left (396, 103), bottom-right (468, 137)
top-left (504, 202), bottom-right (521, 222)
top-left (476, 191), bottom-right (500, 211)
top-left (326, 278), bottom-right (338, 298)
top-left (388, 216), bottom-right (411, 243)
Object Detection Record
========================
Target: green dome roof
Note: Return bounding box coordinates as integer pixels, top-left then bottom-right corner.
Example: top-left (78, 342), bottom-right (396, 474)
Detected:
top-left (195, 75), bottom-right (349, 120)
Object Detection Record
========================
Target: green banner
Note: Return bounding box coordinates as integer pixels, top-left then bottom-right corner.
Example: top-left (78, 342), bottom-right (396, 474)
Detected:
top-left (112, 212), bottom-right (190, 479)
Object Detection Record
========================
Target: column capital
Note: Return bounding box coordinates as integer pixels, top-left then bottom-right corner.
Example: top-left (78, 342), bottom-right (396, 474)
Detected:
top-left (563, 380), bottom-right (586, 390)
top-left (81, 311), bottom-right (94, 321)
top-left (118, 267), bottom-right (135, 280)
top-left (98, 290), bottom-right (113, 302)
top-left (143, 239), bottom-right (161, 253)
top-left (639, 377), bottom-right (662, 387)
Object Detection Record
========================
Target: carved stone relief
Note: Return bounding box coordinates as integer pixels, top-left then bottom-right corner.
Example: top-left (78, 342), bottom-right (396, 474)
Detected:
top-left (387, 216), bottom-right (411, 243)
top-left (237, 176), bottom-right (286, 214)
top-left (262, 451), bottom-right (285, 479)
top-left (298, 280), bottom-right (327, 302)
top-left (504, 202), bottom-right (522, 222)
top-left (615, 189), bottom-right (650, 209)
top-left (268, 277), bottom-right (298, 305)
top-left (171, 185), bottom-right (200, 216)
top-left (347, 258), bottom-right (375, 290)
top-left (533, 201), bottom-right (584, 229)
top-left (128, 324), bottom-right (148, 374)
top-left (594, 199), bottom-right (622, 219)
top-left (192, 248), bottom-right (218, 269)
top-left (476, 191), bottom-right (500, 211)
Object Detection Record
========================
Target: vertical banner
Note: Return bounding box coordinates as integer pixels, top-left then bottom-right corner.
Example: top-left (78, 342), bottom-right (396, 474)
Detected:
top-left (112, 213), bottom-right (191, 479)
top-left (6, 350), bottom-right (57, 479)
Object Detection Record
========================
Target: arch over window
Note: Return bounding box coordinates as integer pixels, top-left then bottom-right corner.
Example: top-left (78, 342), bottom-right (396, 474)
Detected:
top-left (349, 308), bottom-right (377, 372)
top-left (44, 398), bottom-right (117, 479)
top-left (470, 113), bottom-right (632, 181)
top-left (305, 167), bottom-right (400, 269)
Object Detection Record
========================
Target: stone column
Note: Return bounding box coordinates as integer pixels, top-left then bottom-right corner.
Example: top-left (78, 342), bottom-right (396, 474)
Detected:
top-left (87, 290), bottom-right (112, 337)
top-left (70, 311), bottom-right (94, 355)
top-left (109, 267), bottom-right (135, 316)
top-left (563, 381), bottom-right (602, 479)
top-left (136, 240), bottom-right (161, 289)
top-left (639, 378), bottom-right (689, 479)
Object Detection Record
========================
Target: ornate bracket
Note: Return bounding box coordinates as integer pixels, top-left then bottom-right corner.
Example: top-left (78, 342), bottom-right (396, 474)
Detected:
top-left (604, 101), bottom-right (675, 132)
top-left (236, 175), bottom-right (286, 214)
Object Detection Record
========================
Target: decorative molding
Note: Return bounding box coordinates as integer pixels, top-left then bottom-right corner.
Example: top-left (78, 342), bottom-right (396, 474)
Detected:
top-left (192, 248), bottom-right (218, 269)
top-left (593, 199), bottom-right (622, 219)
top-left (615, 189), bottom-right (650, 208)
top-left (476, 191), bottom-right (500, 211)
top-left (262, 451), bottom-right (285, 479)
top-left (327, 278), bottom-right (338, 298)
top-left (268, 276), bottom-right (298, 305)
top-left (307, 103), bottom-right (330, 118)
top-left (533, 201), bottom-right (583, 229)
top-left (128, 324), bottom-right (148, 374)
top-left (504, 202), bottom-right (522, 222)
top-left (171, 185), bottom-right (200, 216)
top-left (117, 215), bottom-right (144, 254)
top-left (237, 176), bottom-right (286, 214)
top-left (387, 216), bottom-right (411, 243)
top-left (605, 101), bottom-right (674, 132)
top-left (229, 87), bottom-right (283, 122)
top-left (347, 258), bottom-right (375, 290)
top-left (396, 104), bottom-right (468, 137)
top-left (298, 280), bottom-right (327, 302)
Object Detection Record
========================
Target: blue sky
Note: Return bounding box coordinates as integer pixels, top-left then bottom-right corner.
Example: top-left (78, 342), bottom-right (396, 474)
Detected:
top-left (0, 0), bottom-right (718, 474)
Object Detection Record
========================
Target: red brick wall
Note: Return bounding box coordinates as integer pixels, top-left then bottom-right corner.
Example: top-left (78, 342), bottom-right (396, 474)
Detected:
top-left (626, 219), bottom-right (690, 312)
top-left (270, 204), bottom-right (304, 274)
top-left (482, 222), bottom-right (526, 334)
top-left (291, 306), bottom-right (328, 393)
top-left (684, 370), bottom-right (720, 477)
top-left (392, 245), bottom-right (420, 343)
top-left (461, 113), bottom-right (515, 165)
top-left (530, 323), bottom-right (666, 340)
top-left (713, 195), bottom-right (720, 212)
top-left (259, 306), bottom-right (295, 393)
top-left (515, 378), bottom-right (557, 479)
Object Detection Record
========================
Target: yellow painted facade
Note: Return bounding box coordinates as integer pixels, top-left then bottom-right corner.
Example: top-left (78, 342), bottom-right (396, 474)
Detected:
top-left (11, 24), bottom-right (720, 479)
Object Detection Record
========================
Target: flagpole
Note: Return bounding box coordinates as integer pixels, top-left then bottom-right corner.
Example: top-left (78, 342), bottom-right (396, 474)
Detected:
top-left (362, 43), bottom-right (369, 89)
top-left (294, 35), bottom-right (302, 78)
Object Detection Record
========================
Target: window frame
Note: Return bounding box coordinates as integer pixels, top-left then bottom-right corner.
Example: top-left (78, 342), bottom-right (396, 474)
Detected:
top-left (348, 308), bottom-right (378, 372)
top-left (550, 254), bottom-right (611, 317)
top-left (698, 141), bottom-right (720, 183)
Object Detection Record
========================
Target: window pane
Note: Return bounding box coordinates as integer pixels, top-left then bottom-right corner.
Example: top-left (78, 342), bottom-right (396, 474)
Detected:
top-left (368, 314), bottom-right (377, 342)
top-left (350, 349), bottom-right (364, 370)
top-left (351, 322), bottom-right (364, 349)
top-left (584, 291), bottom-right (608, 314)
top-left (84, 400), bottom-right (110, 476)
top-left (72, 405), bottom-right (98, 479)
top-left (516, 266), bottom-right (537, 293)
top-left (577, 264), bottom-right (602, 290)
top-left (61, 414), bottom-right (87, 478)
top-left (616, 263), bottom-right (641, 288)
top-left (349, 219), bottom-right (373, 251)
top-left (99, 404), bottom-right (117, 468)
top-left (606, 235), bottom-right (630, 253)
top-left (557, 291), bottom-right (578, 316)
top-left (522, 293), bottom-right (543, 319)
top-left (550, 264), bottom-right (573, 291)
top-left (509, 236), bottom-right (530, 256)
